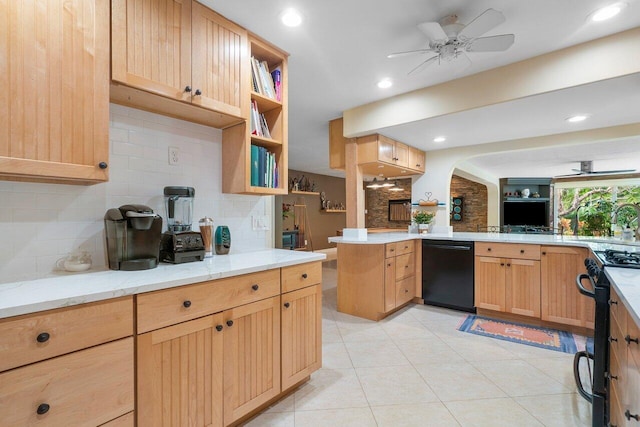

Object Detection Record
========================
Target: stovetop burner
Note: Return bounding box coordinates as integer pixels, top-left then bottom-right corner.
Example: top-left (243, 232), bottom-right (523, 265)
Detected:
top-left (596, 249), bottom-right (640, 268)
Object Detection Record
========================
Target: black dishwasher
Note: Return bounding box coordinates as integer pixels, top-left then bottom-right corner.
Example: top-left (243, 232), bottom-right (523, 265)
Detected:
top-left (422, 240), bottom-right (475, 312)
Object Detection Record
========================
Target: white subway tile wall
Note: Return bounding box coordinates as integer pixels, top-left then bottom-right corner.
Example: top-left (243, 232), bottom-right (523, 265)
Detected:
top-left (0, 104), bottom-right (273, 284)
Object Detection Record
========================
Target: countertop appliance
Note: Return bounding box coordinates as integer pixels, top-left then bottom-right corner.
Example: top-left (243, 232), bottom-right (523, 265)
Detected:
top-left (422, 240), bottom-right (475, 312)
top-left (104, 204), bottom-right (162, 271)
top-left (160, 186), bottom-right (205, 263)
top-left (574, 258), bottom-right (610, 427)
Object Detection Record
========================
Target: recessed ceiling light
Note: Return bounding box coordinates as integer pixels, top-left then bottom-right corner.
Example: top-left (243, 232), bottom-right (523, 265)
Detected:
top-left (377, 79), bottom-right (392, 89)
top-left (590, 3), bottom-right (626, 22)
top-left (566, 115), bottom-right (589, 123)
top-left (433, 136), bottom-right (446, 143)
top-left (281, 8), bottom-right (302, 27)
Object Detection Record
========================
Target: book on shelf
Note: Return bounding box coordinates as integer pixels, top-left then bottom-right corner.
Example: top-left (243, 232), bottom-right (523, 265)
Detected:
top-left (250, 56), bottom-right (277, 99)
top-left (271, 67), bottom-right (282, 102)
top-left (250, 100), bottom-right (272, 138)
top-left (251, 145), bottom-right (279, 188)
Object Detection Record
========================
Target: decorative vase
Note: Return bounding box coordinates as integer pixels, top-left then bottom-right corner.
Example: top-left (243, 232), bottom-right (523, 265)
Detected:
top-left (419, 223), bottom-right (430, 234)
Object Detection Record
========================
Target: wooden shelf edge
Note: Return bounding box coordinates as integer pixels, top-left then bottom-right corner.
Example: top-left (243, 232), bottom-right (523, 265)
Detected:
top-left (290, 191), bottom-right (320, 195)
top-left (250, 135), bottom-right (283, 148)
top-left (323, 209), bottom-right (347, 213)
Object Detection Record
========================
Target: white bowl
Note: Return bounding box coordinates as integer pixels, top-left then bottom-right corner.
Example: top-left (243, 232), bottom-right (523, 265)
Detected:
top-left (64, 262), bottom-right (92, 272)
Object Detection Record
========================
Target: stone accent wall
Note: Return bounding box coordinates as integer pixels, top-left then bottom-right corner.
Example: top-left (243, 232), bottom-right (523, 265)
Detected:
top-left (365, 178), bottom-right (412, 229)
top-left (450, 175), bottom-right (488, 232)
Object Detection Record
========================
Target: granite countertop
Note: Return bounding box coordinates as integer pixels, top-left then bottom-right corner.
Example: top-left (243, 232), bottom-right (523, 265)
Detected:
top-left (605, 267), bottom-right (640, 327)
top-left (0, 249), bottom-right (325, 320)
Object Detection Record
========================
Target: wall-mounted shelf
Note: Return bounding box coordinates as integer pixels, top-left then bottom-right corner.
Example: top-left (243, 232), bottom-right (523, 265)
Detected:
top-left (291, 190), bottom-right (320, 195)
top-left (324, 209), bottom-right (346, 213)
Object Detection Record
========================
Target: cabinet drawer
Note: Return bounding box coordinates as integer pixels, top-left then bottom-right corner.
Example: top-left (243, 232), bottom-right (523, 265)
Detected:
top-left (628, 311), bottom-right (640, 367)
top-left (609, 286), bottom-right (627, 333)
top-left (0, 337), bottom-right (134, 426)
top-left (610, 311), bottom-right (627, 369)
top-left (609, 345), bottom-right (626, 396)
top-left (475, 243), bottom-right (540, 260)
top-left (0, 297), bottom-right (133, 372)
top-left (101, 411), bottom-right (135, 427)
top-left (395, 252), bottom-right (415, 281)
top-left (282, 261), bottom-right (322, 293)
top-left (609, 382), bottom-right (625, 427)
top-left (386, 241), bottom-right (414, 258)
top-left (395, 276), bottom-right (415, 307)
top-left (137, 269), bottom-right (280, 333)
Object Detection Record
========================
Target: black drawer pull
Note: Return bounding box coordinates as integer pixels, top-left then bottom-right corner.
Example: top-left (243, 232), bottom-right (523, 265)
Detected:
top-left (284, 302), bottom-right (290, 308)
top-left (302, 273), bottom-right (308, 279)
top-left (194, 89), bottom-right (202, 96)
top-left (625, 410), bottom-right (639, 421)
top-left (500, 263), bottom-right (505, 266)
top-left (520, 249), bottom-right (525, 254)
top-left (506, 263), bottom-right (511, 267)
top-left (625, 335), bottom-right (639, 345)
top-left (609, 299), bottom-right (618, 306)
top-left (36, 403), bottom-right (50, 415)
top-left (36, 332), bottom-right (50, 343)
top-left (183, 300), bottom-right (191, 308)
top-left (184, 86), bottom-right (192, 93)
top-left (215, 325), bottom-right (223, 332)
top-left (226, 320), bottom-right (233, 327)
top-left (607, 372), bottom-right (618, 381)
top-left (609, 336), bottom-right (618, 343)
top-left (487, 248), bottom-right (492, 251)
top-left (251, 284), bottom-right (259, 291)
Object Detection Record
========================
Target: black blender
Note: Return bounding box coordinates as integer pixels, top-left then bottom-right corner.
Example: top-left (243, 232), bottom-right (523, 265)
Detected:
top-left (160, 186), bottom-right (205, 263)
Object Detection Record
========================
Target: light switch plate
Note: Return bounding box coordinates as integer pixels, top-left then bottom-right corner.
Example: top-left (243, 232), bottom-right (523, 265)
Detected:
top-left (252, 215), bottom-right (269, 231)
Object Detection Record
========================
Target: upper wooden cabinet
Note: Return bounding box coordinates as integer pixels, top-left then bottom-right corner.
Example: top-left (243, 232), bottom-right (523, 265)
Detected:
top-left (110, 0), bottom-right (247, 129)
top-left (328, 117), bottom-right (351, 171)
top-left (356, 134), bottom-right (425, 177)
top-left (0, 0), bottom-right (110, 184)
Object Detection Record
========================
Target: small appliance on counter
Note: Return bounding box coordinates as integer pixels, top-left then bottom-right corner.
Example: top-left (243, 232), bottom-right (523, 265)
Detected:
top-left (160, 186), bottom-right (205, 263)
top-left (104, 204), bottom-right (162, 270)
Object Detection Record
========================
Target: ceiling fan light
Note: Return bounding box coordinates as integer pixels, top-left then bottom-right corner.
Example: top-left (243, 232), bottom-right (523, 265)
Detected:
top-left (590, 3), bottom-right (625, 22)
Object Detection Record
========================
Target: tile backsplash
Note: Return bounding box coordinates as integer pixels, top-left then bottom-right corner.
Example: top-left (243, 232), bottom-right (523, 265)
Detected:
top-left (0, 104), bottom-right (273, 284)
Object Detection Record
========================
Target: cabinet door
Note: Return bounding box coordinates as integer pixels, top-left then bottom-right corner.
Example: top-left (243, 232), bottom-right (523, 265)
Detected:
top-left (474, 256), bottom-right (506, 312)
top-left (377, 135), bottom-right (395, 164)
top-left (394, 141), bottom-right (409, 168)
top-left (136, 314), bottom-right (224, 427)
top-left (281, 285), bottom-right (322, 391)
top-left (395, 252), bottom-right (415, 281)
top-left (112, 0), bottom-right (192, 102)
top-left (540, 246), bottom-right (591, 327)
top-left (0, 0), bottom-right (110, 183)
top-left (223, 296), bottom-right (281, 425)
top-left (408, 147), bottom-right (425, 172)
top-left (505, 259), bottom-right (541, 317)
top-left (395, 276), bottom-right (415, 307)
top-left (384, 257), bottom-right (396, 312)
top-left (191, 2), bottom-right (247, 118)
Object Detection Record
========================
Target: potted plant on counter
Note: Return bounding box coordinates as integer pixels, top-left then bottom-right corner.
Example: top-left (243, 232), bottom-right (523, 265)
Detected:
top-left (413, 210), bottom-right (434, 234)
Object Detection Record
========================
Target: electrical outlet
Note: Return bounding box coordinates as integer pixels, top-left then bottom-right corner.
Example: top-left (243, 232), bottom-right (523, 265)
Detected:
top-left (252, 215), bottom-right (269, 231)
top-left (168, 147), bottom-right (179, 165)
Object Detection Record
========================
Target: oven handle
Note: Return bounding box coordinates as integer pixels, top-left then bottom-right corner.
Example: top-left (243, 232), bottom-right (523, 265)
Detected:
top-left (574, 350), bottom-right (594, 403)
top-left (576, 274), bottom-right (596, 299)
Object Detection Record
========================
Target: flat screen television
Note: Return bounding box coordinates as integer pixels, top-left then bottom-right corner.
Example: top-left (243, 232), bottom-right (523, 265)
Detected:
top-left (503, 201), bottom-right (548, 227)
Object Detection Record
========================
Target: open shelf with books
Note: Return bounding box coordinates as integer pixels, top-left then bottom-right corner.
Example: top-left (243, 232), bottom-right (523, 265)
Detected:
top-left (223, 34), bottom-right (288, 195)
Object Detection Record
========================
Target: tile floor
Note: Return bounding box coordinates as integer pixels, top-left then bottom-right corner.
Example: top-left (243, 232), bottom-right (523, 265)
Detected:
top-left (245, 264), bottom-right (592, 427)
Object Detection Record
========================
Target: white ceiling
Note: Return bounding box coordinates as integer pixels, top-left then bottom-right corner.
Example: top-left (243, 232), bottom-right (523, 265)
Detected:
top-left (203, 0), bottom-right (640, 179)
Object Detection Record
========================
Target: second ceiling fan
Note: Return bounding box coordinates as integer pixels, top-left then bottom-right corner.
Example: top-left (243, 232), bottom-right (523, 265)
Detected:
top-left (388, 8), bottom-right (515, 74)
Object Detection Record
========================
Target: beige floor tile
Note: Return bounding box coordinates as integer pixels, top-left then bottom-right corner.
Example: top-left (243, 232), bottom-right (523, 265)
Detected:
top-left (415, 360), bottom-right (507, 401)
top-left (445, 397), bottom-right (545, 427)
top-left (473, 359), bottom-right (573, 397)
top-left (294, 407), bottom-right (377, 427)
top-left (525, 355), bottom-right (582, 390)
top-left (371, 402), bottom-right (462, 427)
top-left (408, 304), bottom-right (468, 323)
top-left (264, 392), bottom-right (295, 413)
top-left (337, 322), bottom-right (392, 342)
top-left (395, 336), bottom-right (465, 365)
top-left (514, 393), bottom-right (591, 427)
top-left (322, 341), bottom-right (354, 369)
top-left (381, 319), bottom-right (438, 341)
top-left (355, 365), bottom-right (439, 406)
top-left (294, 367), bottom-right (369, 411)
top-left (444, 335), bottom-right (520, 361)
top-left (243, 410), bottom-right (295, 426)
top-left (344, 340), bottom-right (411, 368)
top-left (322, 319), bottom-right (343, 343)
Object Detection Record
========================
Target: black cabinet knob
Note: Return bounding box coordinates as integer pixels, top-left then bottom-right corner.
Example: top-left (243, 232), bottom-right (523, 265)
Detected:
top-left (520, 249), bottom-right (525, 254)
top-left (487, 248), bottom-right (492, 252)
top-left (302, 273), bottom-right (308, 279)
top-left (226, 320), bottom-right (233, 327)
top-left (609, 299), bottom-right (618, 306)
top-left (607, 372), bottom-right (618, 381)
top-left (625, 335), bottom-right (639, 345)
top-left (183, 300), bottom-right (192, 308)
top-left (500, 263), bottom-right (505, 267)
top-left (36, 332), bottom-right (50, 343)
top-left (506, 263), bottom-right (511, 267)
top-left (251, 284), bottom-right (259, 291)
top-left (184, 86), bottom-right (192, 93)
top-left (284, 302), bottom-right (290, 308)
top-left (36, 403), bottom-right (50, 415)
top-left (609, 336), bottom-right (618, 343)
top-left (542, 251), bottom-right (546, 255)
top-left (194, 89), bottom-right (202, 96)
top-left (98, 162), bottom-right (108, 169)
top-left (215, 325), bottom-right (223, 332)
top-left (625, 410), bottom-right (639, 421)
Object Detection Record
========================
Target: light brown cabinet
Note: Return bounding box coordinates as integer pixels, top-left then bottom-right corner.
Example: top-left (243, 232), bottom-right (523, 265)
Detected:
top-left (475, 243), bottom-right (541, 318)
top-left (337, 241), bottom-right (416, 321)
top-left (0, 0), bottom-right (110, 184)
top-left (0, 298), bottom-right (135, 425)
top-left (111, 0), bottom-right (247, 129)
top-left (222, 35), bottom-right (289, 195)
top-left (408, 146), bottom-right (426, 173)
top-left (540, 245), bottom-right (593, 328)
top-left (328, 117), bottom-right (351, 171)
top-left (356, 134), bottom-right (425, 177)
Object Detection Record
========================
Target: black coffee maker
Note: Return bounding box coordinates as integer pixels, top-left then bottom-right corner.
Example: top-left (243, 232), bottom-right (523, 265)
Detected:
top-left (104, 204), bottom-right (162, 270)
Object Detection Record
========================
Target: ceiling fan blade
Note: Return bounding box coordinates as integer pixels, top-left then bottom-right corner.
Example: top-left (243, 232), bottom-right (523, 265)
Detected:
top-left (417, 22), bottom-right (448, 43)
top-left (387, 48), bottom-right (435, 59)
top-left (467, 34), bottom-right (515, 52)
top-left (458, 8), bottom-right (506, 40)
top-left (407, 55), bottom-right (439, 75)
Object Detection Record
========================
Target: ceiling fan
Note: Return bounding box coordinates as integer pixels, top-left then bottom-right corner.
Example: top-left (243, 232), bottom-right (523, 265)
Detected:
top-left (388, 8), bottom-right (515, 75)
top-left (556, 161), bottom-right (637, 177)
